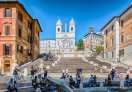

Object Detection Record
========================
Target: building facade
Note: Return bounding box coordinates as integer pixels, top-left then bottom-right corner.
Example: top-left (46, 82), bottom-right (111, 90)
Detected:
top-left (102, 17), bottom-right (120, 62)
top-left (83, 27), bottom-right (103, 51)
top-left (40, 18), bottom-right (76, 54)
top-left (56, 18), bottom-right (75, 53)
top-left (40, 39), bottom-right (56, 54)
top-left (0, 1), bottom-right (42, 75)
top-left (102, 4), bottom-right (132, 65)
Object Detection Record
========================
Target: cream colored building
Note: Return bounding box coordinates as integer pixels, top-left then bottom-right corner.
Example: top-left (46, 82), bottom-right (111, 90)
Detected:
top-left (102, 4), bottom-right (132, 66)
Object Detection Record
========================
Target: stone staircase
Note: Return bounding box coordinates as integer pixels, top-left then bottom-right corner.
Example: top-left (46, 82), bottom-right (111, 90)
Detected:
top-left (42, 57), bottom-right (108, 73)
top-left (92, 56), bottom-right (128, 73)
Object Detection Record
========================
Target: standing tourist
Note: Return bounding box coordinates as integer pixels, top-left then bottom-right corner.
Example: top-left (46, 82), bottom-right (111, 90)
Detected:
top-left (76, 73), bottom-right (81, 88)
top-left (44, 70), bottom-right (48, 78)
top-left (13, 67), bottom-right (18, 81)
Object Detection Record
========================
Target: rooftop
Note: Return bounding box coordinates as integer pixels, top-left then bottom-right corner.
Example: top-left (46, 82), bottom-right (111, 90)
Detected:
top-left (101, 4), bottom-right (132, 31)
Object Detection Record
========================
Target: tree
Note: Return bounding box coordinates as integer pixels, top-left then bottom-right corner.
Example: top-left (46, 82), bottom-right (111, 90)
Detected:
top-left (95, 45), bottom-right (104, 54)
top-left (77, 39), bottom-right (84, 50)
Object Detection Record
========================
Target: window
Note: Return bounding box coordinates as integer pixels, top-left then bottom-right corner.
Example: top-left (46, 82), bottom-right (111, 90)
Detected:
top-left (111, 25), bottom-right (114, 31)
top-left (17, 45), bottom-right (20, 52)
top-left (4, 8), bottom-right (12, 17)
top-left (121, 34), bottom-right (124, 43)
top-left (121, 20), bottom-right (124, 27)
top-left (20, 46), bottom-right (23, 53)
top-left (71, 27), bottom-right (73, 31)
top-left (112, 51), bottom-right (114, 58)
top-left (106, 41), bottom-right (108, 48)
top-left (58, 28), bottom-right (60, 32)
top-left (111, 38), bottom-right (114, 46)
top-left (28, 21), bottom-right (32, 30)
top-left (17, 45), bottom-right (23, 53)
top-left (119, 49), bottom-right (124, 57)
top-left (18, 25), bottom-right (22, 37)
top-left (4, 25), bottom-right (10, 35)
top-left (17, 11), bottom-right (23, 22)
top-left (3, 44), bottom-right (12, 55)
top-left (108, 29), bottom-right (111, 33)
top-left (105, 30), bottom-right (108, 36)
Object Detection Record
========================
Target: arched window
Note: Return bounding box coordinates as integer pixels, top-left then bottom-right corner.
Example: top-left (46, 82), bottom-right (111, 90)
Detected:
top-left (71, 27), bottom-right (73, 31)
top-left (58, 28), bottom-right (60, 32)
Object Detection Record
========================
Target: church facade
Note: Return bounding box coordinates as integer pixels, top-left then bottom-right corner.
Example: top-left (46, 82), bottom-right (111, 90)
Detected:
top-left (40, 18), bottom-right (76, 54)
top-left (56, 18), bottom-right (75, 53)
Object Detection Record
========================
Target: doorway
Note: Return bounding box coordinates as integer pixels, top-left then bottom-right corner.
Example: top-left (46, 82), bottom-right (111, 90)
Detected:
top-left (4, 60), bottom-right (10, 73)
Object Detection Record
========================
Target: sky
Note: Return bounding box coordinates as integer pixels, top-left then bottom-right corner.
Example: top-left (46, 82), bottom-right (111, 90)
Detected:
top-left (19, 0), bottom-right (132, 41)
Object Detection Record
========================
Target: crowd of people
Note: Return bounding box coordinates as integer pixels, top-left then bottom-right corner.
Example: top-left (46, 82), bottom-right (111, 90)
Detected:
top-left (104, 68), bottom-right (120, 86)
top-left (32, 75), bottom-right (48, 91)
top-left (60, 69), bottom-right (82, 89)
top-left (6, 65), bottom-right (132, 92)
top-left (7, 66), bottom-right (49, 92)
top-left (7, 67), bottom-right (19, 92)
top-left (60, 68), bottom-right (132, 88)
top-left (7, 78), bottom-right (18, 92)
top-left (31, 70), bottom-right (57, 92)
top-left (87, 75), bottom-right (97, 87)
top-left (103, 68), bottom-right (132, 87)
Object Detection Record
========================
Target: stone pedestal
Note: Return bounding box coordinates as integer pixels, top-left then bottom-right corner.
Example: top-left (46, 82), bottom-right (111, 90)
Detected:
top-left (23, 68), bottom-right (28, 77)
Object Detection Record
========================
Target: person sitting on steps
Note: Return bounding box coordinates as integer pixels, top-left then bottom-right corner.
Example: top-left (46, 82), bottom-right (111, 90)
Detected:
top-left (69, 76), bottom-right (75, 89)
